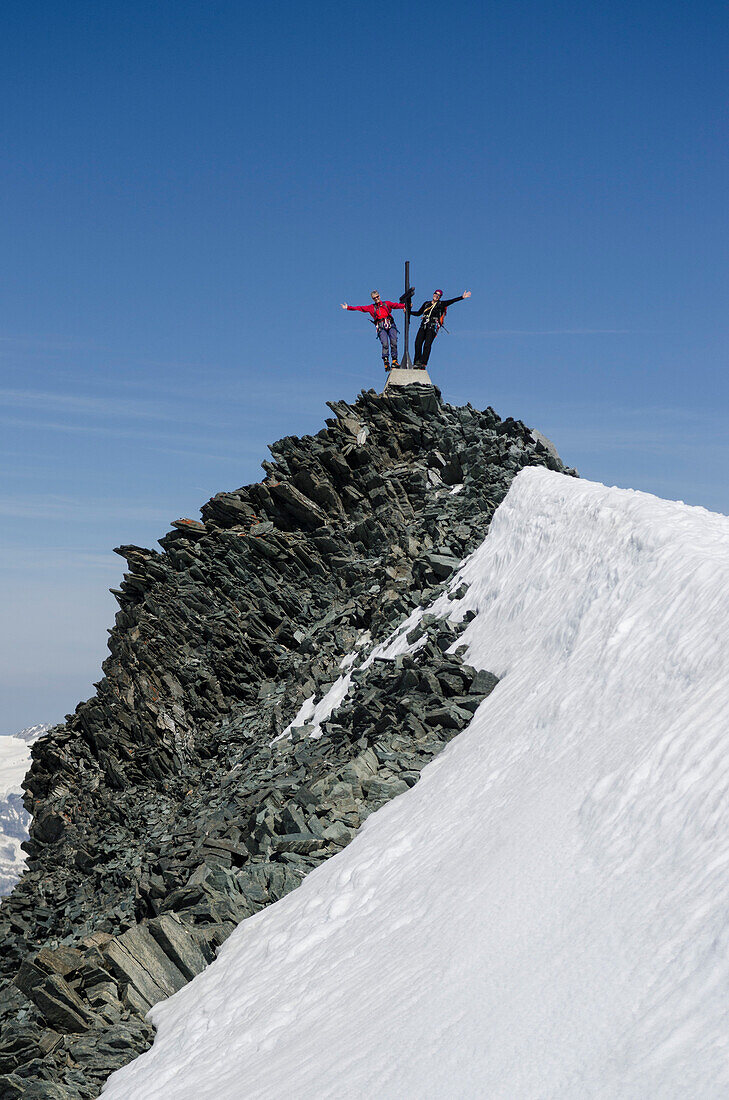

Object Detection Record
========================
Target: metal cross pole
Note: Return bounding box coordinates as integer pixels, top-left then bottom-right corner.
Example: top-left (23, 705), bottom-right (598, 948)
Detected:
top-left (399, 260), bottom-right (415, 369)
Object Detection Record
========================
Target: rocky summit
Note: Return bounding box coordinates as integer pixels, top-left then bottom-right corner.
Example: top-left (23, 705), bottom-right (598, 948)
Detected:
top-left (0, 384), bottom-right (574, 1098)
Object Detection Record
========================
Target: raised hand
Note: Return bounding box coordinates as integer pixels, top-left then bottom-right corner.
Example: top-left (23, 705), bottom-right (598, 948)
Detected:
top-left (341, 302), bottom-right (348, 309)
top-left (462, 291), bottom-right (471, 298)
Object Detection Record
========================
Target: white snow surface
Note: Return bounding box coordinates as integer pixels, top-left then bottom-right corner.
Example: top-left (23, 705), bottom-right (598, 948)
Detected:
top-left (0, 737), bottom-right (33, 802)
top-left (104, 467), bottom-right (729, 1099)
top-left (0, 731), bottom-right (41, 895)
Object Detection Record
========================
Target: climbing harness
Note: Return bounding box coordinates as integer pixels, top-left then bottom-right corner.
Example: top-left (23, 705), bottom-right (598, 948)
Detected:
top-left (422, 300), bottom-right (448, 332)
top-left (370, 303), bottom-right (393, 332)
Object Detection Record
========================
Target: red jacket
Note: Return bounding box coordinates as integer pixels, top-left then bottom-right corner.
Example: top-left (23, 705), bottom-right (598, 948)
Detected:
top-left (347, 301), bottom-right (405, 324)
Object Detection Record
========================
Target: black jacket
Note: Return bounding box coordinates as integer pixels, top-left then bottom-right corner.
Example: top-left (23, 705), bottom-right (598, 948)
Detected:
top-left (411, 295), bottom-right (465, 328)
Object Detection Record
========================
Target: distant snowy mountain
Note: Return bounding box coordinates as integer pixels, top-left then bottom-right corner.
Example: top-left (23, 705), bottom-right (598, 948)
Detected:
top-left (105, 468), bottom-right (729, 1099)
top-left (13, 723), bottom-right (52, 745)
top-left (0, 724), bottom-right (49, 896)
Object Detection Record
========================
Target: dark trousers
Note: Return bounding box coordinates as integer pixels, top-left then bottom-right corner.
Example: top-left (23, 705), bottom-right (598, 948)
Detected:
top-left (414, 325), bottom-right (437, 366)
top-left (377, 324), bottom-right (398, 362)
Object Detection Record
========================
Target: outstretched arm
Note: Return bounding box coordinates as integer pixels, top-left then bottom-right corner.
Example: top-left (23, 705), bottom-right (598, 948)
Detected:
top-left (410, 301), bottom-right (426, 317)
top-left (385, 301), bottom-right (406, 311)
top-left (442, 291), bottom-right (471, 307)
top-left (342, 303), bottom-right (372, 312)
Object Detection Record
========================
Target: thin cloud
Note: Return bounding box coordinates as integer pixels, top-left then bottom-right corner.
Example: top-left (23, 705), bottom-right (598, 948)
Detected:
top-left (0, 388), bottom-right (202, 425)
top-left (1, 548), bottom-right (119, 572)
top-left (0, 334), bottom-right (99, 352)
top-left (0, 331), bottom-right (219, 367)
top-left (152, 444), bottom-right (265, 463)
top-left (0, 381), bottom-right (325, 424)
top-left (0, 493), bottom-right (169, 523)
top-left (456, 328), bottom-right (633, 337)
top-left (0, 414), bottom-right (259, 451)
top-left (534, 399), bottom-right (727, 435)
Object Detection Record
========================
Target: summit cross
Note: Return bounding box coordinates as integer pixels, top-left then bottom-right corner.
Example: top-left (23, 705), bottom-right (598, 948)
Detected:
top-left (399, 260), bottom-right (415, 369)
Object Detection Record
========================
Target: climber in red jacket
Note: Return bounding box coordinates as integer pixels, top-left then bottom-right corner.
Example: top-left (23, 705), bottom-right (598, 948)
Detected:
top-left (341, 290), bottom-right (406, 371)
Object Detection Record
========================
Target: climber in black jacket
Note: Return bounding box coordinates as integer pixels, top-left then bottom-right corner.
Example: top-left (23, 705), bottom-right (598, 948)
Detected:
top-left (412, 289), bottom-right (471, 368)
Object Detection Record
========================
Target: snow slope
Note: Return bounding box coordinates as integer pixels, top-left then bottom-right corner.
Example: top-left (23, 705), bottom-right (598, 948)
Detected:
top-left (0, 725), bottom-right (49, 894)
top-left (0, 734), bottom-right (36, 895)
top-left (104, 468), bottom-right (729, 1099)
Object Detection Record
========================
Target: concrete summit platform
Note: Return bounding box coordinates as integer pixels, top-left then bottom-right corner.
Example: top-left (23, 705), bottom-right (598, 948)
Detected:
top-left (384, 367), bottom-right (432, 391)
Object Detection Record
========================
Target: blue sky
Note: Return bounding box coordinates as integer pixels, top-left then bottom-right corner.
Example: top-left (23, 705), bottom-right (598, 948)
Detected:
top-left (2, 0), bottom-right (728, 732)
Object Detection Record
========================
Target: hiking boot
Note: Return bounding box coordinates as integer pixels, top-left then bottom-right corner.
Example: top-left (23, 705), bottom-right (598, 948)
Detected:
top-left (383, 360), bottom-right (391, 371)
top-left (391, 358), bottom-right (399, 368)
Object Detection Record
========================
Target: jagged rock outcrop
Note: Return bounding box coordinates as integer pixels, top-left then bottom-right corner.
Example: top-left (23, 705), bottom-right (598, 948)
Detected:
top-left (0, 384), bottom-right (574, 1098)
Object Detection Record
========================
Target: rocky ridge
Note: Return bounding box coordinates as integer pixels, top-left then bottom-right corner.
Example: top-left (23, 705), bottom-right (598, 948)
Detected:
top-left (0, 384), bottom-right (574, 1098)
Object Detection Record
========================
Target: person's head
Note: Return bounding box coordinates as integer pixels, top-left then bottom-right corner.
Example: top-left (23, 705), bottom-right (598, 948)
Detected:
top-left (371, 290), bottom-right (381, 302)
top-left (433, 289), bottom-right (443, 301)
